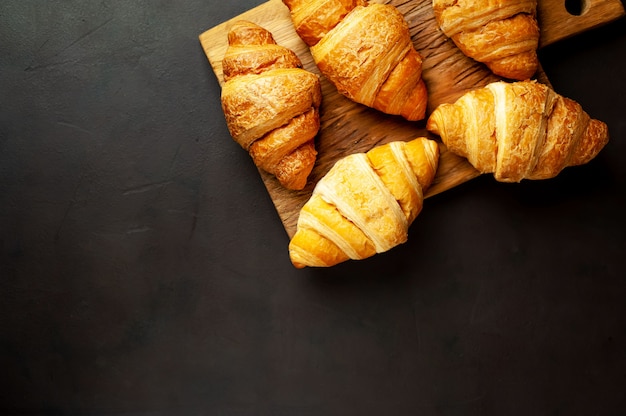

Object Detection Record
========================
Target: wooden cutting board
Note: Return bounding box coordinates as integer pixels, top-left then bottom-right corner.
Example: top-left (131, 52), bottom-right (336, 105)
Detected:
top-left (199, 0), bottom-right (624, 238)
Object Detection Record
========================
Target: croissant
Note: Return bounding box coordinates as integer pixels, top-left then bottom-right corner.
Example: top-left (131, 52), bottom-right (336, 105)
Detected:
top-left (289, 137), bottom-right (439, 268)
top-left (220, 21), bottom-right (322, 190)
top-left (432, 0), bottom-right (540, 80)
top-left (426, 80), bottom-right (609, 182)
top-left (282, 0), bottom-right (428, 121)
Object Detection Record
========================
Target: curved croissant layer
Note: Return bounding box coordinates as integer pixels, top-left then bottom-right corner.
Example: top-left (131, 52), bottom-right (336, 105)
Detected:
top-left (426, 80), bottom-right (609, 182)
top-left (289, 137), bottom-right (439, 268)
top-left (432, 0), bottom-right (540, 80)
top-left (283, 1), bottom-right (428, 121)
top-left (220, 21), bottom-right (322, 190)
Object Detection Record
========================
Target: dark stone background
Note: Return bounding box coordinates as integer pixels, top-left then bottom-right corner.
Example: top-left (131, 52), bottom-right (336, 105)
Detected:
top-left (2, 1), bottom-right (625, 414)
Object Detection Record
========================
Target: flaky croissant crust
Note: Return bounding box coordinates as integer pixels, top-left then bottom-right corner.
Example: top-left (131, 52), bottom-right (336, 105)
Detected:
top-left (289, 137), bottom-right (439, 268)
top-left (426, 80), bottom-right (609, 182)
top-left (432, 0), bottom-right (540, 80)
top-left (282, 0), bottom-right (367, 47)
top-left (283, 1), bottom-right (428, 121)
top-left (220, 21), bottom-right (322, 190)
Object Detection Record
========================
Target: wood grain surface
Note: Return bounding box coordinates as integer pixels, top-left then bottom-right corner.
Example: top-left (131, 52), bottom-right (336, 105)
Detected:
top-left (199, 0), bottom-right (624, 238)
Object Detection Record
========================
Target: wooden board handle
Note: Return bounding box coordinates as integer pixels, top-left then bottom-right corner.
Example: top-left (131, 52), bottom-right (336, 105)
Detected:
top-left (539, 0), bottom-right (625, 46)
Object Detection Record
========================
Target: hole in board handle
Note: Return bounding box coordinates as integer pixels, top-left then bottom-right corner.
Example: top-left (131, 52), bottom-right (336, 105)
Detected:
top-left (565, 0), bottom-right (588, 16)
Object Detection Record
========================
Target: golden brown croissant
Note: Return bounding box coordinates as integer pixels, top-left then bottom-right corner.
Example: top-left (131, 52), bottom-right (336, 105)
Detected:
top-left (289, 137), bottom-right (439, 268)
top-left (432, 0), bottom-right (540, 80)
top-left (426, 80), bottom-right (609, 182)
top-left (220, 21), bottom-right (322, 190)
top-left (282, 0), bottom-right (428, 121)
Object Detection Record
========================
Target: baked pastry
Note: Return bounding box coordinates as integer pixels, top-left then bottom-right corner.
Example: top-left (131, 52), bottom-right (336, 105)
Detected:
top-left (282, 0), bottom-right (428, 121)
top-left (289, 137), bottom-right (439, 268)
top-left (432, 0), bottom-right (540, 80)
top-left (426, 80), bottom-right (609, 182)
top-left (220, 21), bottom-right (322, 190)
